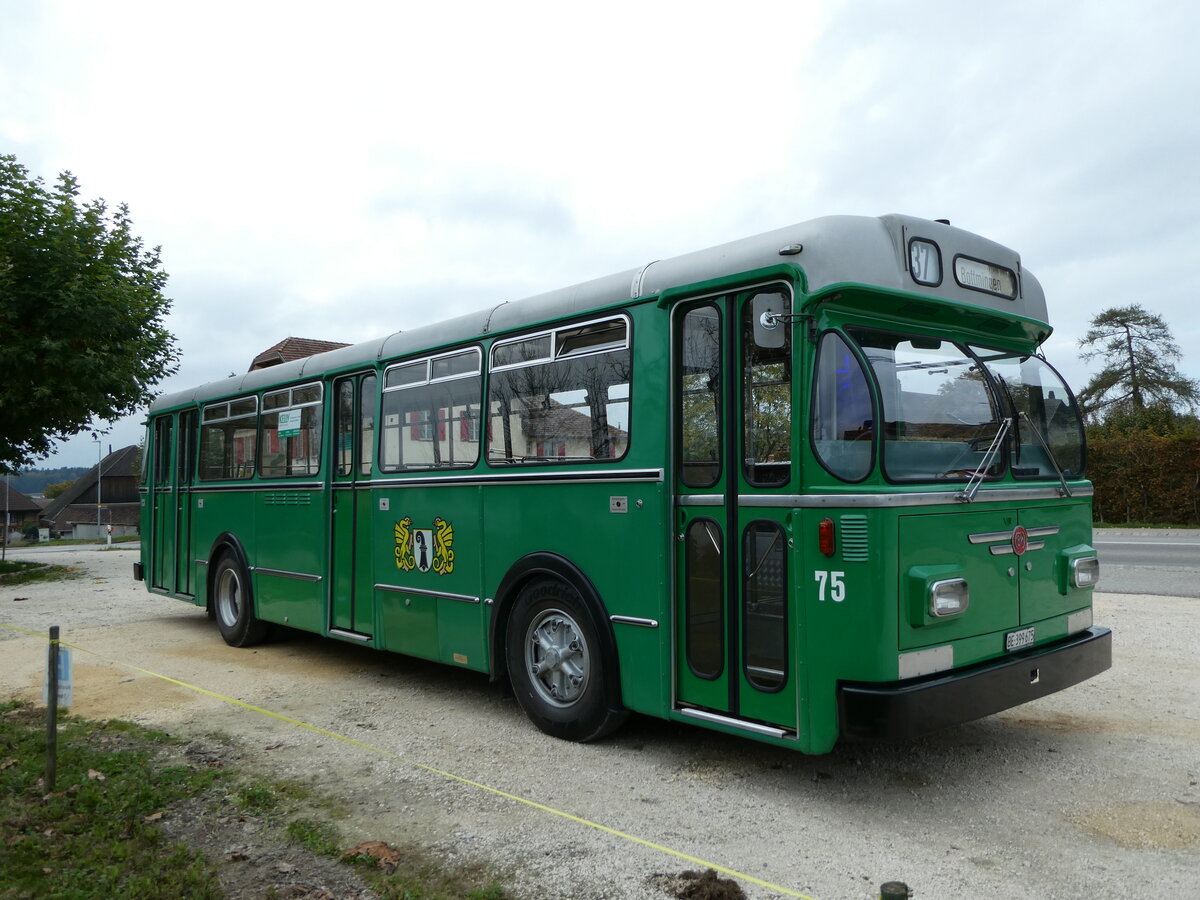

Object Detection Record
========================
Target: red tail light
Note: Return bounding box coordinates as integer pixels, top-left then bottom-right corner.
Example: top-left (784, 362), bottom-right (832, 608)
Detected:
top-left (818, 517), bottom-right (836, 557)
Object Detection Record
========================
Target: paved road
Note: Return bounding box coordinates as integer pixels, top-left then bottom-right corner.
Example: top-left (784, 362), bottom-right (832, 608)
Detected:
top-left (1093, 528), bottom-right (1200, 598)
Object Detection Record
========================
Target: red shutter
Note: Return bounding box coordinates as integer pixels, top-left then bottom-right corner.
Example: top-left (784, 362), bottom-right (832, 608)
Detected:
top-left (409, 410), bottom-right (421, 440)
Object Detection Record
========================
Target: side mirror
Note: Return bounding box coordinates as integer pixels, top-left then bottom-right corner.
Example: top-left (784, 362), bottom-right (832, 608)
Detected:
top-left (751, 292), bottom-right (788, 349)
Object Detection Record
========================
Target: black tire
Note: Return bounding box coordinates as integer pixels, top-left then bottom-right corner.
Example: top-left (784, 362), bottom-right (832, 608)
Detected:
top-left (212, 552), bottom-right (270, 647)
top-left (505, 578), bottom-right (627, 742)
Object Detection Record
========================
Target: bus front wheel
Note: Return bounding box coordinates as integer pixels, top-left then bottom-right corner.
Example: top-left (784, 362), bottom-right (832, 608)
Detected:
top-left (212, 553), bottom-right (270, 647)
top-left (506, 578), bottom-right (626, 742)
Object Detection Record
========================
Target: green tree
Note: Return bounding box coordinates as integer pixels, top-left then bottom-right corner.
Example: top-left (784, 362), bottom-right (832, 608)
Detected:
top-left (1077, 303), bottom-right (1199, 424)
top-left (42, 480), bottom-right (74, 500)
top-left (0, 155), bottom-right (179, 472)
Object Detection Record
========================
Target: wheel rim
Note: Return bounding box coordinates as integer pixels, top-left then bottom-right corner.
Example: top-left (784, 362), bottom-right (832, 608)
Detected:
top-left (216, 566), bottom-right (241, 627)
top-left (524, 607), bottom-right (589, 708)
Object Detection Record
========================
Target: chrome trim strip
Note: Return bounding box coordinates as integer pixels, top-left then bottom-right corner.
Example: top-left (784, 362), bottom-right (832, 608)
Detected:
top-left (254, 567), bottom-right (323, 583)
top-left (196, 559), bottom-right (209, 567)
top-left (968, 530), bottom-right (1014, 544)
top-left (191, 482), bottom-right (324, 492)
top-left (328, 628), bottom-right (372, 643)
top-left (720, 485), bottom-right (1093, 509)
top-left (677, 494), bottom-right (724, 506)
top-left (373, 583), bottom-right (480, 604)
top-left (678, 708), bottom-right (791, 739)
top-left (371, 468), bottom-right (664, 488)
top-left (1026, 526), bottom-right (1060, 537)
top-left (989, 540), bottom-right (1046, 556)
top-left (610, 615), bottom-right (659, 628)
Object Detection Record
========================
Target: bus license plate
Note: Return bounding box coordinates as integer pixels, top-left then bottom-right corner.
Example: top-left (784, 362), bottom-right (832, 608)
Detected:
top-left (1005, 626), bottom-right (1035, 652)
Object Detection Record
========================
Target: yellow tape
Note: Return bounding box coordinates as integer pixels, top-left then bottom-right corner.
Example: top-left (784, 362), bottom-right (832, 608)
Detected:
top-left (1, 621), bottom-right (819, 899)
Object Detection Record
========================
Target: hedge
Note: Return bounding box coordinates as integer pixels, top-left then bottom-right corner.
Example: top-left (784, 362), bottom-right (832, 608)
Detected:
top-left (1087, 434), bottom-right (1200, 525)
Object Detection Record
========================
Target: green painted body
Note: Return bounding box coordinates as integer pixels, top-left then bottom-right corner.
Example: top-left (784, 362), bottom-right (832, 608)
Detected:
top-left (139, 214), bottom-right (1103, 754)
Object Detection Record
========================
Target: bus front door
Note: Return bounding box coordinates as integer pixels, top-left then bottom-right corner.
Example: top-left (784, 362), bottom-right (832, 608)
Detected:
top-left (329, 373), bottom-right (376, 638)
top-left (673, 290), bottom-right (800, 737)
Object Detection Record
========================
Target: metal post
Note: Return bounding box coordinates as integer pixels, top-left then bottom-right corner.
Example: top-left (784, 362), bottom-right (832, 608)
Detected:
top-left (46, 625), bottom-right (59, 792)
top-left (95, 437), bottom-right (102, 542)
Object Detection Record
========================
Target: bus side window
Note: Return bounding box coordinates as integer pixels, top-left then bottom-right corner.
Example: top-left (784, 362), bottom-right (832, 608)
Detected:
top-left (380, 350), bottom-right (481, 471)
top-left (487, 317), bottom-right (630, 465)
top-left (811, 333), bottom-right (874, 482)
top-left (200, 398), bottom-right (258, 480)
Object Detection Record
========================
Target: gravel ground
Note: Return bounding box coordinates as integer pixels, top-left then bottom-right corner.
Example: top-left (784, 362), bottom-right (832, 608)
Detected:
top-left (2, 545), bottom-right (1197, 900)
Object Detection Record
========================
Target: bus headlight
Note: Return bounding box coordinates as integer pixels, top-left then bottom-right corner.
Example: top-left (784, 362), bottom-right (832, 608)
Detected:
top-left (929, 578), bottom-right (969, 617)
top-left (1071, 556), bottom-right (1100, 588)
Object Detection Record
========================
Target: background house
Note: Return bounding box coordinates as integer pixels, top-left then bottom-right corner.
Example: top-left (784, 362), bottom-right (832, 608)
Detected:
top-left (41, 445), bottom-right (142, 539)
top-left (1, 481), bottom-right (43, 543)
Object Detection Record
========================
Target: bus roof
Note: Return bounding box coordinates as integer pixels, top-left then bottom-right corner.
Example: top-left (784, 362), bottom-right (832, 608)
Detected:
top-left (150, 214), bottom-right (1046, 412)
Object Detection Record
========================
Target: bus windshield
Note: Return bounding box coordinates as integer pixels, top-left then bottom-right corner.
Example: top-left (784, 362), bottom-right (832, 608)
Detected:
top-left (845, 330), bottom-right (1084, 483)
top-left (969, 346), bottom-right (1085, 479)
top-left (853, 330), bottom-right (1003, 482)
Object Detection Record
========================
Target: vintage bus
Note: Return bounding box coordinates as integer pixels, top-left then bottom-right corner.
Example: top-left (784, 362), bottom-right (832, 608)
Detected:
top-left (136, 213), bottom-right (1111, 754)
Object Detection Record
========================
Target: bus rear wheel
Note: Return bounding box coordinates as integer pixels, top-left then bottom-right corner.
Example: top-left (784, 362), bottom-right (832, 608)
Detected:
top-left (506, 578), bottom-right (626, 742)
top-left (212, 553), bottom-right (270, 647)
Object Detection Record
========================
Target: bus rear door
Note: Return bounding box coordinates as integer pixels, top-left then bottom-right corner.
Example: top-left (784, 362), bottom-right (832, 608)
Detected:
top-left (148, 411), bottom-right (195, 596)
top-left (329, 373), bottom-right (376, 638)
top-left (673, 287), bottom-right (801, 738)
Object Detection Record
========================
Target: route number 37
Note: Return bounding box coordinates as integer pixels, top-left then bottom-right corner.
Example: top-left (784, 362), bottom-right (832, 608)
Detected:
top-left (814, 570), bottom-right (846, 603)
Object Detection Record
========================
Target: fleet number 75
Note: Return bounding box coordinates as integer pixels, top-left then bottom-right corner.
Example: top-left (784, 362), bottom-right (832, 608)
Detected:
top-left (814, 570), bottom-right (846, 602)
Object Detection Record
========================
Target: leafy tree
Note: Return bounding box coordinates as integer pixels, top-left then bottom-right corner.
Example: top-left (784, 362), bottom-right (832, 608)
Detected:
top-left (0, 155), bottom-right (179, 472)
top-left (42, 480), bottom-right (74, 500)
top-left (1077, 304), bottom-right (1199, 423)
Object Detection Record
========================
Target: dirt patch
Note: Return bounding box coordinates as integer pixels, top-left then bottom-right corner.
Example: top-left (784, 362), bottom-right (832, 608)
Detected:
top-left (154, 738), bottom-right (381, 900)
top-left (1073, 801), bottom-right (1200, 849)
top-left (647, 869), bottom-right (747, 900)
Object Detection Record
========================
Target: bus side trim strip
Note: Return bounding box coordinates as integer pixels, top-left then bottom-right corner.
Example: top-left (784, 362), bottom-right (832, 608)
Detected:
top-left (705, 486), bottom-right (1095, 509)
top-left (374, 584), bottom-right (481, 604)
top-left (254, 567), bottom-right (324, 583)
top-left (610, 615), bottom-right (660, 628)
top-left (678, 707), bottom-right (792, 739)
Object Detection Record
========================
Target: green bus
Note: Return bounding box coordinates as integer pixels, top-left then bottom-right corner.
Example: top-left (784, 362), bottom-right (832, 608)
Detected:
top-left (136, 213), bottom-right (1111, 754)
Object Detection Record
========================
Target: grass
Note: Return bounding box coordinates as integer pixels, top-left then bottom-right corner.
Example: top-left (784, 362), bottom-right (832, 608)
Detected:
top-left (0, 561), bottom-right (79, 584)
top-left (0, 701), bottom-right (517, 900)
top-left (0, 701), bottom-right (224, 899)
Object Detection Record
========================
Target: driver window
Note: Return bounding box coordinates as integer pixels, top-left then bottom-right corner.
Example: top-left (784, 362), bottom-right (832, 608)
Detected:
top-left (811, 332), bottom-right (874, 482)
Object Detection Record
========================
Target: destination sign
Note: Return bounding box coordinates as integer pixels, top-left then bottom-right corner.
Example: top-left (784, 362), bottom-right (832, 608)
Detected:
top-left (954, 255), bottom-right (1017, 299)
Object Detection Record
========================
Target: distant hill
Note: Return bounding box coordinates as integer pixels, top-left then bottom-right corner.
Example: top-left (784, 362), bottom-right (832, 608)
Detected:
top-left (8, 467), bottom-right (89, 497)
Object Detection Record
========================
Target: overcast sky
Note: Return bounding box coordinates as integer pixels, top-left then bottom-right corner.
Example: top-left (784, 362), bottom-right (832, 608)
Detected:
top-left (4, 0), bottom-right (1199, 469)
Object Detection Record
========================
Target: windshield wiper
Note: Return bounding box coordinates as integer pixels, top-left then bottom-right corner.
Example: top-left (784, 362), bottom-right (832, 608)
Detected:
top-left (1019, 412), bottom-right (1072, 497)
top-left (957, 417), bottom-right (1011, 503)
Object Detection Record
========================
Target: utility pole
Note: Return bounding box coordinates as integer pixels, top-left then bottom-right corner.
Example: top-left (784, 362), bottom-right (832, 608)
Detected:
top-left (94, 435), bottom-right (102, 542)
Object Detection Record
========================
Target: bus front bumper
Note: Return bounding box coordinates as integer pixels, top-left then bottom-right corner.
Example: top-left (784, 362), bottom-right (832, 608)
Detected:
top-left (838, 626), bottom-right (1112, 741)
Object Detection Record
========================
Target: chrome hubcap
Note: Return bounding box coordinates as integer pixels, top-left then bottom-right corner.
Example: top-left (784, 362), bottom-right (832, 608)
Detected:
top-left (525, 608), bottom-right (588, 707)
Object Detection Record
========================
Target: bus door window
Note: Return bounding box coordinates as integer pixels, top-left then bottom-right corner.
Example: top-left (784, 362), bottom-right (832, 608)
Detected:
top-left (685, 518), bottom-right (724, 679)
top-left (359, 374), bottom-right (376, 476)
top-left (679, 305), bottom-right (722, 488)
top-left (741, 292), bottom-right (791, 487)
top-left (743, 521), bottom-right (787, 691)
top-left (335, 380), bottom-right (355, 476)
top-left (811, 332), bottom-right (875, 482)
